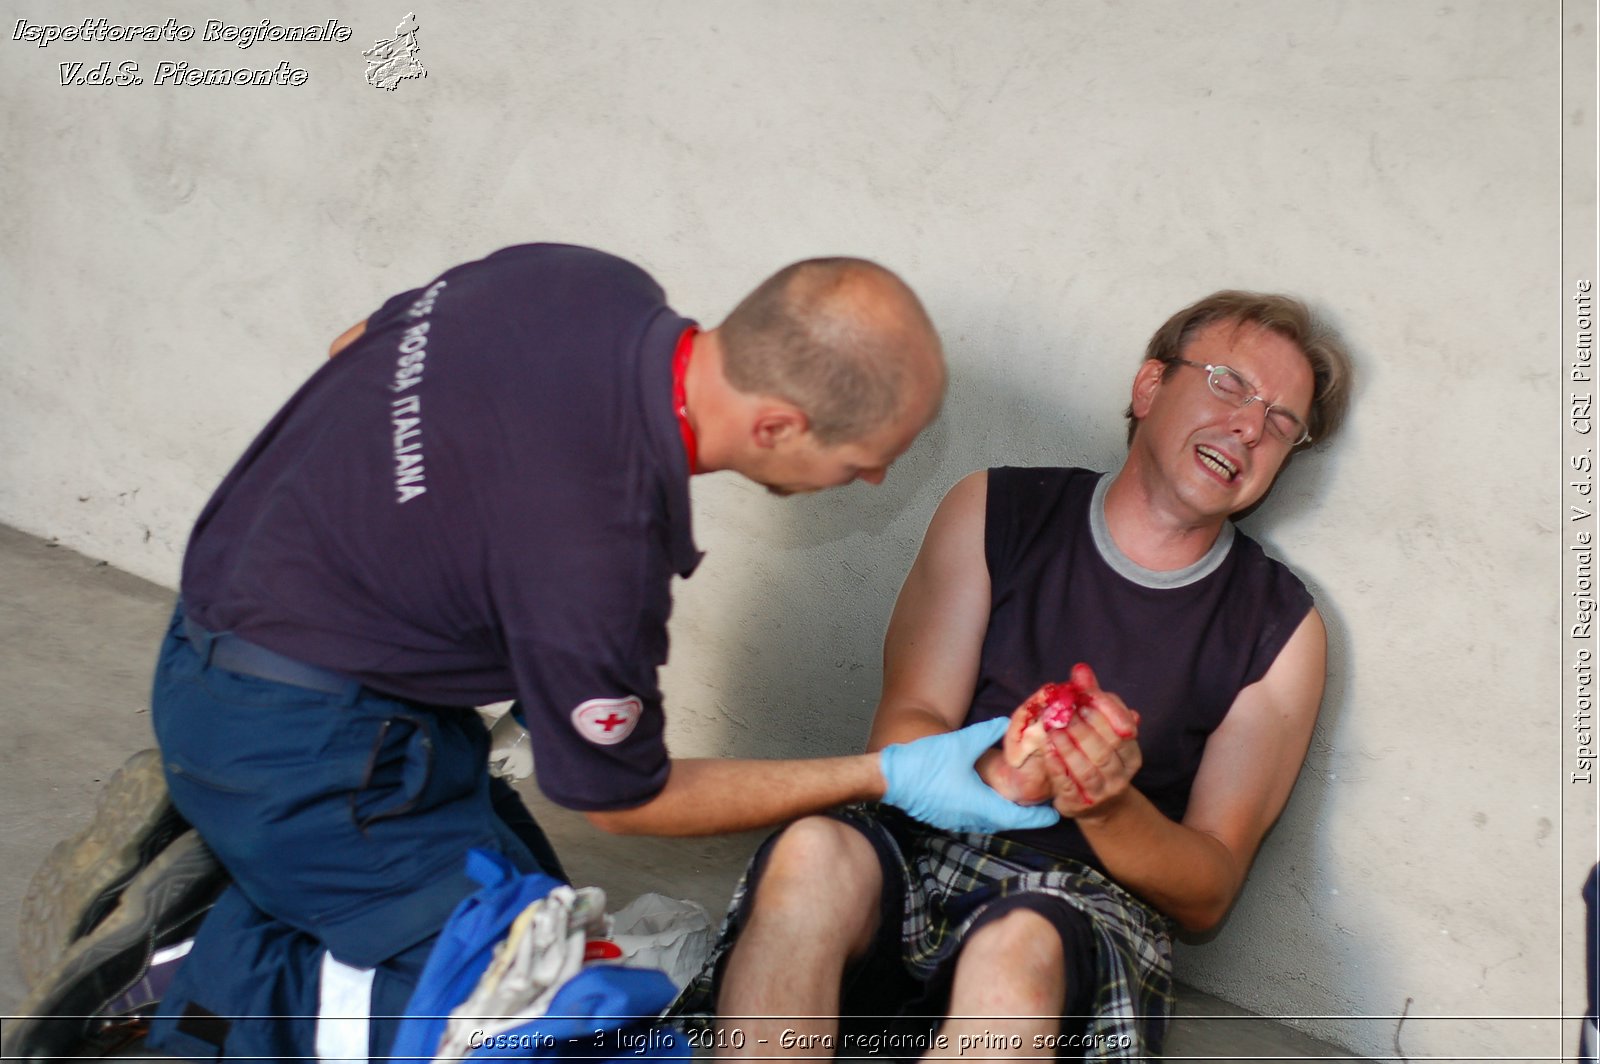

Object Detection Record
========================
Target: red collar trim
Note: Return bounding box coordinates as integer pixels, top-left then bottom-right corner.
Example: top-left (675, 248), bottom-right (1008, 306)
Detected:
top-left (672, 326), bottom-right (699, 475)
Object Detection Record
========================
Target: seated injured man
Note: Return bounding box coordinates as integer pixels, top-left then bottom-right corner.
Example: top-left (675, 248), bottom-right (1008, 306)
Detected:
top-left (677, 291), bottom-right (1353, 1059)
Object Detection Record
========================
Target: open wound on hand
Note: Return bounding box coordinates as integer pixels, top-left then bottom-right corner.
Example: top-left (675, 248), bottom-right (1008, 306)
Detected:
top-left (1006, 680), bottom-right (1091, 768)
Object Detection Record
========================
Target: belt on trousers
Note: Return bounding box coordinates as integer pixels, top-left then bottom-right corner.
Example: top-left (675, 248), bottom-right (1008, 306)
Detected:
top-left (182, 614), bottom-right (357, 697)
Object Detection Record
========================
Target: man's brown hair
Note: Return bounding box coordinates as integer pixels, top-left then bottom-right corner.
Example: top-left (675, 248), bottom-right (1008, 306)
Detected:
top-left (1126, 290), bottom-right (1353, 448)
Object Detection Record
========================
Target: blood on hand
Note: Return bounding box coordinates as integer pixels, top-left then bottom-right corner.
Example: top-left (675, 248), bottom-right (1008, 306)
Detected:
top-left (1005, 679), bottom-right (1092, 768)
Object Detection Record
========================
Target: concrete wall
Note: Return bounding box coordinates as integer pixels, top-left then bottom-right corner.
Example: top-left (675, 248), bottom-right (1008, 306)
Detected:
top-left (2, 1), bottom-right (1589, 1058)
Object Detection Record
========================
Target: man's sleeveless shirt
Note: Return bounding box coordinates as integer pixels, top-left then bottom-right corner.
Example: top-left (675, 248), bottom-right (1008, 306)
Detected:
top-left (971, 467), bottom-right (1314, 869)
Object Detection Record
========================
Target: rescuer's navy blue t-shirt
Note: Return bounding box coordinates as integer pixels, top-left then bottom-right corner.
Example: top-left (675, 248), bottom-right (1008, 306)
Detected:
top-left (181, 244), bottom-right (702, 811)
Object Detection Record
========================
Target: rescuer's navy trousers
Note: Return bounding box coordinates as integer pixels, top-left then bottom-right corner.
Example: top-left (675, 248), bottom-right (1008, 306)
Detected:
top-left (144, 603), bottom-right (561, 1061)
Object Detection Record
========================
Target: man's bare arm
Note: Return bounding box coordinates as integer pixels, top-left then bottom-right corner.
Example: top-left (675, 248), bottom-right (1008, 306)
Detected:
top-left (582, 754), bottom-right (885, 836)
top-left (865, 470), bottom-right (994, 751)
top-left (1064, 609), bottom-right (1327, 931)
top-left (589, 472), bottom-right (996, 837)
top-left (589, 470), bottom-right (1052, 840)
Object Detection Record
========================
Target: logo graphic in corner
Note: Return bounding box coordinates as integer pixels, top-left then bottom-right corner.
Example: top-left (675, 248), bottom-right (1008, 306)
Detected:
top-left (364, 13), bottom-right (426, 91)
top-left (571, 696), bottom-right (643, 746)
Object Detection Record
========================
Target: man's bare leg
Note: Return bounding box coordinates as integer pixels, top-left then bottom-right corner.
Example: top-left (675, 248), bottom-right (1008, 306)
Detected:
top-left (716, 817), bottom-right (885, 1058)
top-left (933, 910), bottom-right (1066, 1063)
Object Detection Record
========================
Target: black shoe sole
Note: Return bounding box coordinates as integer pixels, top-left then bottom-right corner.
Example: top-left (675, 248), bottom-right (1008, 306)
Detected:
top-left (18, 748), bottom-right (188, 989)
top-left (3, 830), bottom-right (226, 1062)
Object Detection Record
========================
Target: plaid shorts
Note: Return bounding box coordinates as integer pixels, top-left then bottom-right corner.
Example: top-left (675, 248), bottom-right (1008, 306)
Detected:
top-left (672, 805), bottom-right (1174, 1060)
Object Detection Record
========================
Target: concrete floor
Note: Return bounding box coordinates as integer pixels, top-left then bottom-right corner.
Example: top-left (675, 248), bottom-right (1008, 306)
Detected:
top-left (0, 525), bottom-right (1364, 1061)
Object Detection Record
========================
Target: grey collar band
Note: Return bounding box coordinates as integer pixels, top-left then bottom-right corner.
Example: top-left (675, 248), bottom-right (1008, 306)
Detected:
top-left (1088, 473), bottom-right (1234, 589)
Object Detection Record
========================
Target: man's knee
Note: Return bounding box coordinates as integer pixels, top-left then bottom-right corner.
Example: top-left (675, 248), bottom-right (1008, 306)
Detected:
top-left (746, 817), bottom-right (885, 950)
top-left (760, 817), bottom-right (882, 892)
top-left (955, 909), bottom-right (1068, 1010)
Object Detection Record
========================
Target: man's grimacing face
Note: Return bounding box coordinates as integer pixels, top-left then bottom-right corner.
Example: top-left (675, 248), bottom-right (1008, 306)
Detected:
top-left (1130, 319), bottom-right (1315, 518)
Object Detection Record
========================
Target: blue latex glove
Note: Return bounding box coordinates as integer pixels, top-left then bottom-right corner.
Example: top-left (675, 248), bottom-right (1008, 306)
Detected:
top-left (879, 718), bottom-right (1061, 833)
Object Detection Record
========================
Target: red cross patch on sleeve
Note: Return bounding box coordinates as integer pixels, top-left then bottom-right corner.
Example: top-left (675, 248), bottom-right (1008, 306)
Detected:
top-left (570, 695), bottom-right (643, 746)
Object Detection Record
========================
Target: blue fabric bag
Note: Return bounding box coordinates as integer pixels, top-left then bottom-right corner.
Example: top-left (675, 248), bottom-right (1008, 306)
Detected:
top-left (389, 849), bottom-right (688, 1063)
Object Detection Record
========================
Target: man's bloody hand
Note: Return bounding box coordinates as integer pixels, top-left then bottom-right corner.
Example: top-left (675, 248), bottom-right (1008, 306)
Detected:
top-left (1005, 677), bottom-right (1093, 768)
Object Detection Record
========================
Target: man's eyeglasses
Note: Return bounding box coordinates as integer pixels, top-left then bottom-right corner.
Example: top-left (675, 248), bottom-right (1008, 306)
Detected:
top-left (1169, 359), bottom-right (1312, 447)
